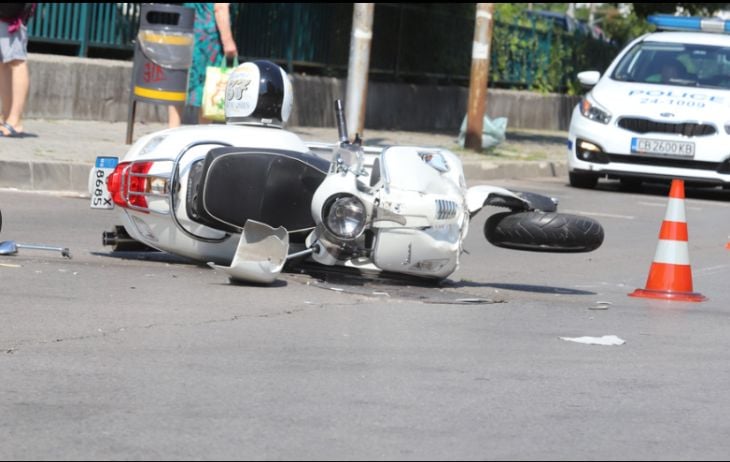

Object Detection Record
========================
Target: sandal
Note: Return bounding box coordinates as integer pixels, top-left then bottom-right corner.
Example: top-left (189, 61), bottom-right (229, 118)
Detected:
top-left (0, 122), bottom-right (26, 138)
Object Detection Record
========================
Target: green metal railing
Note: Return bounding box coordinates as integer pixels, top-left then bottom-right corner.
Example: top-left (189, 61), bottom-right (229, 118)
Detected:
top-left (27, 3), bottom-right (140, 56)
top-left (26, 3), bottom-right (618, 92)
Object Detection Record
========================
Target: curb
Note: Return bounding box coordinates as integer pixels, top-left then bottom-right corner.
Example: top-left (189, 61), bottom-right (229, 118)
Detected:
top-left (462, 160), bottom-right (567, 183)
top-left (0, 160), bottom-right (91, 194)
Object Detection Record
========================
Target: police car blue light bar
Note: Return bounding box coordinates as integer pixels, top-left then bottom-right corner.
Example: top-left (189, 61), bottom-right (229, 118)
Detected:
top-left (647, 14), bottom-right (730, 33)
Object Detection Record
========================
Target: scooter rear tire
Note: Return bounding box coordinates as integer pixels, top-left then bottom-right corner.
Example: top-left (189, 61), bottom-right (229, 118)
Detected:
top-left (484, 211), bottom-right (604, 253)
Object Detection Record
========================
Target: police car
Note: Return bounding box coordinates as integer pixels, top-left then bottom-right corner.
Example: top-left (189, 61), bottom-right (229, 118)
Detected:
top-left (567, 15), bottom-right (730, 190)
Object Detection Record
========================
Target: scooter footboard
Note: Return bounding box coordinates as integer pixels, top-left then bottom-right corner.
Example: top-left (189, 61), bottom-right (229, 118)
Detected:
top-left (187, 147), bottom-right (330, 233)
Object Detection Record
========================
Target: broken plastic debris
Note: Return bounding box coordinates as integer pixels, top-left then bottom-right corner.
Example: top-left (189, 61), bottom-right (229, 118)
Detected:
top-left (208, 220), bottom-right (289, 284)
top-left (589, 301), bottom-right (613, 310)
top-left (559, 335), bottom-right (626, 346)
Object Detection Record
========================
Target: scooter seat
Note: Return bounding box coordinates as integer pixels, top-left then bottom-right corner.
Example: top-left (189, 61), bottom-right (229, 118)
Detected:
top-left (187, 147), bottom-right (330, 233)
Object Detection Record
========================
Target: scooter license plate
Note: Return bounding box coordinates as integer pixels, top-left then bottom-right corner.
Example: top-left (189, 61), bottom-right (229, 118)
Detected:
top-left (90, 156), bottom-right (118, 210)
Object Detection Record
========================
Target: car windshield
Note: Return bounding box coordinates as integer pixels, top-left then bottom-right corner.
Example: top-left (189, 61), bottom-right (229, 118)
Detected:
top-left (611, 40), bottom-right (730, 90)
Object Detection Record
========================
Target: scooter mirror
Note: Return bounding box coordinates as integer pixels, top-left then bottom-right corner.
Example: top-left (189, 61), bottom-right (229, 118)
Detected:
top-left (0, 240), bottom-right (71, 258)
top-left (0, 240), bottom-right (18, 255)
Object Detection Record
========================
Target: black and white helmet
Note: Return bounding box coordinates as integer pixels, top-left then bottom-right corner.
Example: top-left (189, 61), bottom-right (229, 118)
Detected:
top-left (224, 60), bottom-right (293, 128)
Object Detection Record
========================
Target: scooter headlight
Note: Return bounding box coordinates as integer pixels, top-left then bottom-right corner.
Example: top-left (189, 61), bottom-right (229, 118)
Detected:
top-left (323, 195), bottom-right (366, 240)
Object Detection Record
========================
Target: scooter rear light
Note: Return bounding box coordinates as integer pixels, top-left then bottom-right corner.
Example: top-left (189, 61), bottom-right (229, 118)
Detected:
top-left (128, 161), bottom-right (154, 209)
top-left (107, 162), bottom-right (129, 207)
top-left (106, 161), bottom-right (155, 210)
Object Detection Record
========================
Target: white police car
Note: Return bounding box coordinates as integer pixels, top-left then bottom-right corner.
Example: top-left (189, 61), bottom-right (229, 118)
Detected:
top-left (568, 15), bottom-right (730, 189)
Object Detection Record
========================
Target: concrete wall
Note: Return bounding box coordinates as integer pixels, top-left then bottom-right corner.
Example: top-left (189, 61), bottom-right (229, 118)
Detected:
top-left (26, 53), bottom-right (580, 131)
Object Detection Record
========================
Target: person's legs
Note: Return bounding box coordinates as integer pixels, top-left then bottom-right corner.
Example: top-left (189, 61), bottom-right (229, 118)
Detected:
top-left (198, 107), bottom-right (211, 125)
top-left (0, 21), bottom-right (29, 135)
top-left (0, 59), bottom-right (28, 134)
top-left (0, 62), bottom-right (11, 122)
top-left (168, 105), bottom-right (183, 128)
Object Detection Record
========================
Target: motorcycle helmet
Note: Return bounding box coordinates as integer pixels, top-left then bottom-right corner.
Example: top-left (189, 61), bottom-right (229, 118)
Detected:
top-left (224, 60), bottom-right (293, 128)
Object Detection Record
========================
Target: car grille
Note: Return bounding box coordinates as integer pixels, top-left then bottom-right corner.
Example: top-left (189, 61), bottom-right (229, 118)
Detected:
top-left (617, 117), bottom-right (716, 137)
top-left (606, 153), bottom-right (721, 171)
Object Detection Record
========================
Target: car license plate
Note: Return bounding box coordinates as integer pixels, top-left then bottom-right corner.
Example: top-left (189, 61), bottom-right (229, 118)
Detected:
top-left (630, 138), bottom-right (695, 158)
top-left (90, 156), bottom-right (118, 209)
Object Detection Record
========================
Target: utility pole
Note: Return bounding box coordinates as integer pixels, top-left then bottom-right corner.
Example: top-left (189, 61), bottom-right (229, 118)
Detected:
top-left (465, 3), bottom-right (495, 152)
top-left (345, 3), bottom-right (374, 140)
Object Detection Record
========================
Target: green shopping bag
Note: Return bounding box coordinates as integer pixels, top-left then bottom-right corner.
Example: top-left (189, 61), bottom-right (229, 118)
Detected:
top-left (202, 57), bottom-right (239, 122)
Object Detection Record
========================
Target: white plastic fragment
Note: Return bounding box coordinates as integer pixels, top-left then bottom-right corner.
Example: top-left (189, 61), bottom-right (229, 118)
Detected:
top-left (208, 220), bottom-right (289, 284)
top-left (559, 335), bottom-right (626, 346)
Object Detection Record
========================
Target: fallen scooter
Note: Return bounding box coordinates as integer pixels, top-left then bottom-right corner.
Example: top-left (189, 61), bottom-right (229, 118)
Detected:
top-left (90, 60), bottom-right (603, 284)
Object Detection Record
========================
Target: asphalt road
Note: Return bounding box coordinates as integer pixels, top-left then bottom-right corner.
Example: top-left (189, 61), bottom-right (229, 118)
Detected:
top-left (1, 178), bottom-right (729, 460)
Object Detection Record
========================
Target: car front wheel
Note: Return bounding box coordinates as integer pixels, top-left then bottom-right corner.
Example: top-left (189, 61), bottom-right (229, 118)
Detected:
top-left (619, 177), bottom-right (643, 191)
top-left (568, 171), bottom-right (598, 189)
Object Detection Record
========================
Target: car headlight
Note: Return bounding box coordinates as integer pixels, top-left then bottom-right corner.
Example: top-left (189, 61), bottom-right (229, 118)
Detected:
top-left (323, 195), bottom-right (366, 239)
top-left (580, 97), bottom-right (612, 124)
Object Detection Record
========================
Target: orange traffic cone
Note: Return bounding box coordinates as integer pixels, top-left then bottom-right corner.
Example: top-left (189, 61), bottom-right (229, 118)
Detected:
top-left (629, 179), bottom-right (706, 302)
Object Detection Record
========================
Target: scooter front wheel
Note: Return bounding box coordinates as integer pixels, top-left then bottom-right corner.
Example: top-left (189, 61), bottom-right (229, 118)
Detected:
top-left (484, 211), bottom-right (604, 253)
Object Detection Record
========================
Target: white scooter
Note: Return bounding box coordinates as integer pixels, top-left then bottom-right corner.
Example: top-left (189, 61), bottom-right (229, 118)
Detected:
top-left (90, 99), bottom-right (603, 284)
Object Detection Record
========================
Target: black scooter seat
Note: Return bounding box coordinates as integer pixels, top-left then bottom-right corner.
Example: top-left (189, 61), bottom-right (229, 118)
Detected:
top-left (187, 147), bottom-right (330, 233)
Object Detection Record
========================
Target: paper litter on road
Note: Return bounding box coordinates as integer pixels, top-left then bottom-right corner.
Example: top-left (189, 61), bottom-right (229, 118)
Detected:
top-left (559, 335), bottom-right (626, 346)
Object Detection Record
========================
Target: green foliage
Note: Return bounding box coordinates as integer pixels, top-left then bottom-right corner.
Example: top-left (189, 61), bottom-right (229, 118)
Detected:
top-left (599, 5), bottom-right (653, 47)
top-left (489, 9), bottom-right (620, 95)
top-left (632, 3), bottom-right (725, 18)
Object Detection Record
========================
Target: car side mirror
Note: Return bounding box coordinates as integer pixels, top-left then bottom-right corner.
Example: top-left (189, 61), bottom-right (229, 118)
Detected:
top-left (577, 71), bottom-right (601, 88)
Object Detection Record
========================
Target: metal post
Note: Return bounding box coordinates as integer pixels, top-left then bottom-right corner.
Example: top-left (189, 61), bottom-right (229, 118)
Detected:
top-left (287, 3), bottom-right (300, 73)
top-left (465, 3), bottom-right (495, 152)
top-left (394, 5), bottom-right (404, 80)
top-left (345, 3), bottom-right (374, 140)
top-left (79, 3), bottom-right (90, 57)
top-left (126, 40), bottom-right (139, 144)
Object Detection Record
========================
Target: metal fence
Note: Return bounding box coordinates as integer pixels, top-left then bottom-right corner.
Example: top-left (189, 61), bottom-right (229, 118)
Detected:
top-left (26, 3), bottom-right (618, 92)
top-left (27, 3), bottom-right (141, 57)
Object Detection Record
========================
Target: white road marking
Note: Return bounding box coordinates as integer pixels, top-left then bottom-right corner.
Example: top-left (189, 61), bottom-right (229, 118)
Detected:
top-left (695, 264), bottom-right (730, 275)
top-left (562, 209), bottom-right (635, 220)
top-left (637, 201), bottom-right (665, 207)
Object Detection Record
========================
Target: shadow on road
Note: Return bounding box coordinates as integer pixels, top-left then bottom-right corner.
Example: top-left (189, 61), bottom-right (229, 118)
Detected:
top-left (591, 180), bottom-right (730, 202)
top-left (453, 280), bottom-right (596, 296)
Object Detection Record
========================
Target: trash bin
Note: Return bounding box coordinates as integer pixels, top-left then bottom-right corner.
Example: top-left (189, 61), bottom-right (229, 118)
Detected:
top-left (126, 3), bottom-right (195, 143)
